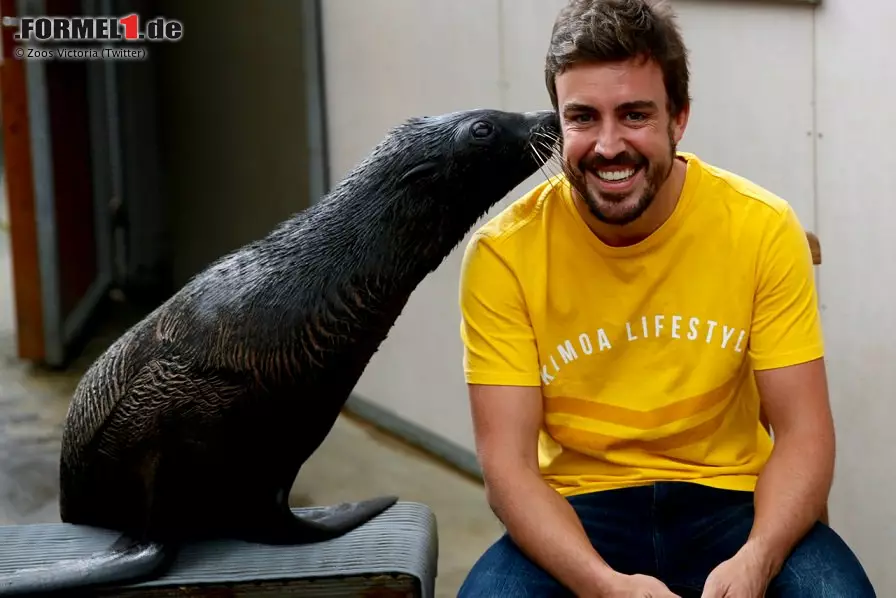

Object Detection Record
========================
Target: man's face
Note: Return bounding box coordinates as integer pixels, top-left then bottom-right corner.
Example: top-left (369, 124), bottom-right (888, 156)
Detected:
top-left (555, 57), bottom-right (689, 226)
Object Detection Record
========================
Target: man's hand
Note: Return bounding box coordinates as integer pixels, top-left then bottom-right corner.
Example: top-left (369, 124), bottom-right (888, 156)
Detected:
top-left (594, 571), bottom-right (682, 597)
top-left (700, 541), bottom-right (774, 598)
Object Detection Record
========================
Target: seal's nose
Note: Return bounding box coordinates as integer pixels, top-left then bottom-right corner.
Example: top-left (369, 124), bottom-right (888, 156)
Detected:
top-left (524, 109), bottom-right (559, 136)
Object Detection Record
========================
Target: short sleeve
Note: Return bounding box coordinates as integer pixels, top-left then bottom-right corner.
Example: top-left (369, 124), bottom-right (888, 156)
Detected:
top-left (458, 232), bottom-right (542, 386)
top-left (748, 204), bottom-right (825, 370)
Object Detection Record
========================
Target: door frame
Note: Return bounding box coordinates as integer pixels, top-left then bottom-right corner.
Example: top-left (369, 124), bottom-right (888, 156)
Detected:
top-left (302, 0), bottom-right (330, 203)
top-left (0, 0), bottom-right (43, 361)
top-left (18, 0), bottom-right (67, 366)
top-left (0, 0), bottom-right (116, 366)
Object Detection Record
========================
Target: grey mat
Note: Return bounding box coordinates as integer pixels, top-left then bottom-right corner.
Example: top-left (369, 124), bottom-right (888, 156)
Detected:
top-left (0, 501), bottom-right (439, 597)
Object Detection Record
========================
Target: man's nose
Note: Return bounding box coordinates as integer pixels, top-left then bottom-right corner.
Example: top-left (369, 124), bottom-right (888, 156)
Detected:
top-left (593, 123), bottom-right (626, 158)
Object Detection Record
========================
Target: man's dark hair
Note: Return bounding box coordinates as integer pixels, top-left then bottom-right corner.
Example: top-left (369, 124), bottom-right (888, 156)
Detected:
top-left (544, 0), bottom-right (691, 117)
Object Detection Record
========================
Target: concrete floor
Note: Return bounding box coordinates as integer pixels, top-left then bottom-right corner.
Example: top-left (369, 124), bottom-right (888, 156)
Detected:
top-left (0, 190), bottom-right (504, 596)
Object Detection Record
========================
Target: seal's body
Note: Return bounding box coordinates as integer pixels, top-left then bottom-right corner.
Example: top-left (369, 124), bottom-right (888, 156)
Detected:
top-left (0, 107), bottom-right (559, 596)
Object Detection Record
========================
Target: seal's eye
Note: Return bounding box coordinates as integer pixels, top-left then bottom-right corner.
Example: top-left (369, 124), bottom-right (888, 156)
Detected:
top-left (471, 120), bottom-right (494, 139)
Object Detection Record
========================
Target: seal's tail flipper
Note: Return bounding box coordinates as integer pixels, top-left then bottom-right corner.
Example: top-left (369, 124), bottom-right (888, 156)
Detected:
top-left (286, 495), bottom-right (399, 542)
top-left (0, 535), bottom-right (175, 596)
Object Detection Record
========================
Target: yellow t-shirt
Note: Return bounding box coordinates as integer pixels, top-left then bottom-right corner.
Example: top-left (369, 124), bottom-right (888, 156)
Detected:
top-left (458, 152), bottom-right (824, 497)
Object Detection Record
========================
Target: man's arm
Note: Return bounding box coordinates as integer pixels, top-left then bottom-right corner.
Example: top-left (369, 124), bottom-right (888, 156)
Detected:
top-left (744, 204), bottom-right (834, 579)
top-left (468, 383), bottom-right (620, 596)
top-left (747, 358), bottom-right (835, 578)
top-left (458, 232), bottom-right (630, 595)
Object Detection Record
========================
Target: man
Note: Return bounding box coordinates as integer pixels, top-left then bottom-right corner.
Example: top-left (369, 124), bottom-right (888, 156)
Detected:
top-left (456, 0), bottom-right (875, 596)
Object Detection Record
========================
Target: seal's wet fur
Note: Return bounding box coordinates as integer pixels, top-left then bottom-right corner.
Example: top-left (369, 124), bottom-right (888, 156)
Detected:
top-left (0, 108), bottom-right (560, 596)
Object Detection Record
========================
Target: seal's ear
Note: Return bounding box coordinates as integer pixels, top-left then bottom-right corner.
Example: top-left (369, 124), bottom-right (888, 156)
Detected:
top-left (399, 160), bottom-right (440, 185)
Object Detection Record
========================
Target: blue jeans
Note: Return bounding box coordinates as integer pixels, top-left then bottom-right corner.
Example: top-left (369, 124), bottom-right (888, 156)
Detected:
top-left (458, 482), bottom-right (875, 597)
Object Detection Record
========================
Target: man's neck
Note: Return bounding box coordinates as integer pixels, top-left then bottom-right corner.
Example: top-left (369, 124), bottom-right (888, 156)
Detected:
top-left (576, 156), bottom-right (688, 248)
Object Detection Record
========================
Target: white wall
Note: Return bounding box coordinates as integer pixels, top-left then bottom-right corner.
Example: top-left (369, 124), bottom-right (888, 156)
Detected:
top-left (155, 0), bottom-right (314, 287)
top-left (322, 0), bottom-right (894, 591)
top-left (814, 0), bottom-right (896, 590)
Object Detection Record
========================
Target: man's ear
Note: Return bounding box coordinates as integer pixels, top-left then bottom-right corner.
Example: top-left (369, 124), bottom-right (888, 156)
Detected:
top-left (671, 104), bottom-right (690, 145)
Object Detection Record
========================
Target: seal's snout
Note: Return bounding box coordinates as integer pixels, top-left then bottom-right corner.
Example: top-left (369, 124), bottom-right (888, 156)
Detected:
top-left (524, 109), bottom-right (560, 137)
top-left (520, 109), bottom-right (560, 169)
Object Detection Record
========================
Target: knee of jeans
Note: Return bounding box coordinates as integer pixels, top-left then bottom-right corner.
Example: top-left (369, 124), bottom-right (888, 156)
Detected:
top-left (458, 534), bottom-right (566, 597)
top-left (772, 524), bottom-right (876, 597)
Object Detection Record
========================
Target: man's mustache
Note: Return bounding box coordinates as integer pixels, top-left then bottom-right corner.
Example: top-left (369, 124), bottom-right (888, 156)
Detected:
top-left (578, 151), bottom-right (647, 172)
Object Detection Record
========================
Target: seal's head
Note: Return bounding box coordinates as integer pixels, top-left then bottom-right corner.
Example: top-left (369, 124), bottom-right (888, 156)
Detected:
top-left (381, 108), bottom-right (561, 225)
top-left (321, 108), bottom-right (560, 273)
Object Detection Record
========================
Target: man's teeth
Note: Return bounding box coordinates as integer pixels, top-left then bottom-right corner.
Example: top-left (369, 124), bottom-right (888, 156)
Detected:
top-left (596, 168), bottom-right (636, 182)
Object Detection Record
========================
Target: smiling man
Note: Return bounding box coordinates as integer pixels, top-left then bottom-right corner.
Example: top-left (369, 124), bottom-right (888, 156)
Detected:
top-left (456, 0), bottom-right (876, 597)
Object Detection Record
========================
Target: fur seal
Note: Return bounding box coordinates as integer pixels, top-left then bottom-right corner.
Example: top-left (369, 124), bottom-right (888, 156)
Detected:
top-left (0, 107), bottom-right (560, 595)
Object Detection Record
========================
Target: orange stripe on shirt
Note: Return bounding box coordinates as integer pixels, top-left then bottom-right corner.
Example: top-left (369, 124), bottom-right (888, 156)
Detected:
top-left (543, 372), bottom-right (742, 430)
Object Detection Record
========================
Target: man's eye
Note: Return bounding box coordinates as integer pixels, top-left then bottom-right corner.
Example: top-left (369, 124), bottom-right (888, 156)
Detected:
top-left (626, 112), bottom-right (647, 121)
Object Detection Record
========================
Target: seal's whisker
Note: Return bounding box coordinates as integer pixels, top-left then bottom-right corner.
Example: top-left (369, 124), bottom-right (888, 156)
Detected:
top-left (534, 129), bottom-right (562, 149)
top-left (533, 134), bottom-right (560, 156)
top-left (535, 140), bottom-right (559, 163)
top-left (528, 141), bottom-right (556, 188)
top-left (533, 138), bottom-right (563, 183)
top-left (533, 126), bottom-right (558, 140)
top-left (528, 141), bottom-right (548, 175)
top-left (546, 153), bottom-right (565, 177)
top-left (534, 133), bottom-right (560, 148)
top-left (528, 140), bottom-right (548, 164)
top-left (536, 135), bottom-right (562, 158)
top-left (529, 141), bottom-right (562, 197)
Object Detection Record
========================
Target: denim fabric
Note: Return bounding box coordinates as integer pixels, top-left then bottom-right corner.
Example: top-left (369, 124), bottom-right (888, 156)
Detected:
top-left (458, 482), bottom-right (875, 597)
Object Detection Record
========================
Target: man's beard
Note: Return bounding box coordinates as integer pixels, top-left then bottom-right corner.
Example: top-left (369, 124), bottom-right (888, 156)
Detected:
top-left (563, 130), bottom-right (677, 226)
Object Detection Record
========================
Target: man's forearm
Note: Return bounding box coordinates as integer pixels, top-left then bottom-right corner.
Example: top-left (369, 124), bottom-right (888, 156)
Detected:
top-left (486, 468), bottom-right (616, 596)
top-left (747, 427), bottom-right (835, 578)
